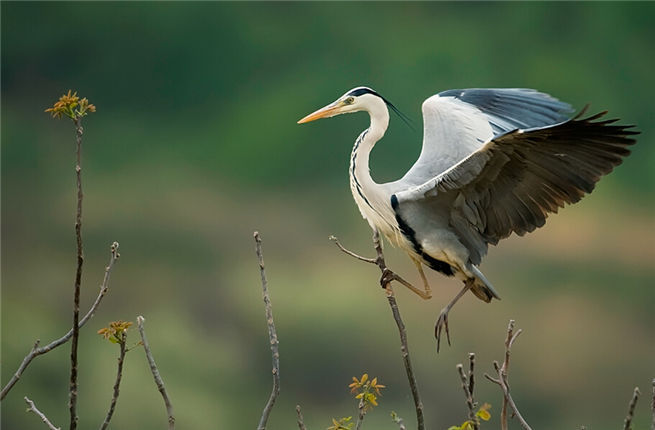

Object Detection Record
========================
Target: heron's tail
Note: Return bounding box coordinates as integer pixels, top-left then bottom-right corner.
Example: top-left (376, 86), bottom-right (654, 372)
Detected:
top-left (468, 265), bottom-right (501, 303)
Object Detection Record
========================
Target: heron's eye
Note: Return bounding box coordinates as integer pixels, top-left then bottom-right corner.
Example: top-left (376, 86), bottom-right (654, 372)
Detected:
top-left (344, 97), bottom-right (355, 105)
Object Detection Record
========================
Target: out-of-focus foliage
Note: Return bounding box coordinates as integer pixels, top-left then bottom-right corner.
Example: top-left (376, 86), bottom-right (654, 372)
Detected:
top-left (2, 3), bottom-right (654, 430)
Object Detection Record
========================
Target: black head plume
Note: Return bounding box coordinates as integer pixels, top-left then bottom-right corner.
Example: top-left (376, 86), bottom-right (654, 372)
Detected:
top-left (347, 87), bottom-right (415, 130)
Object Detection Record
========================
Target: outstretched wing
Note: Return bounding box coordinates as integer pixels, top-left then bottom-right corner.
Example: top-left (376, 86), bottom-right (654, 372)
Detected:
top-left (395, 109), bottom-right (638, 265)
top-left (399, 88), bottom-right (573, 187)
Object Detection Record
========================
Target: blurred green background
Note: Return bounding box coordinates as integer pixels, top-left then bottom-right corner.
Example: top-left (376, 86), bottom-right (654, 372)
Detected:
top-left (2, 2), bottom-right (654, 429)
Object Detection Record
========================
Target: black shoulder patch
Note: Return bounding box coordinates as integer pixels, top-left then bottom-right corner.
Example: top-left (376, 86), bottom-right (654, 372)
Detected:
top-left (390, 194), bottom-right (399, 210)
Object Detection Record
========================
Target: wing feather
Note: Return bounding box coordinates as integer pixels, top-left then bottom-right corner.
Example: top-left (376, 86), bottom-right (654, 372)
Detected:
top-left (398, 111), bottom-right (637, 264)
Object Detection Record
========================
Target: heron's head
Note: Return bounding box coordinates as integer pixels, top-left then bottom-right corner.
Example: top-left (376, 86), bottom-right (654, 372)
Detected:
top-left (297, 87), bottom-right (389, 124)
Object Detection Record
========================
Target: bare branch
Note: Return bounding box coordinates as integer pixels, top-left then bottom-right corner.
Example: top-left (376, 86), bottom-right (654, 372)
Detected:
top-left (467, 353), bottom-right (476, 407)
top-left (24, 396), bottom-right (60, 430)
top-left (623, 387), bottom-right (640, 430)
top-left (332, 231), bottom-right (425, 430)
top-left (652, 378), bottom-right (655, 430)
top-left (484, 320), bottom-right (532, 430)
top-left (295, 405), bottom-right (307, 430)
top-left (501, 320), bottom-right (521, 429)
top-left (137, 316), bottom-right (175, 430)
top-left (456, 363), bottom-right (478, 430)
top-left (254, 232), bottom-right (281, 430)
top-left (99, 333), bottom-right (128, 430)
top-left (69, 117), bottom-right (85, 430)
top-left (391, 411), bottom-right (407, 430)
top-left (1, 242), bottom-right (119, 401)
top-left (355, 396), bottom-right (367, 430)
top-left (329, 235), bottom-right (376, 264)
top-left (385, 290), bottom-right (425, 430)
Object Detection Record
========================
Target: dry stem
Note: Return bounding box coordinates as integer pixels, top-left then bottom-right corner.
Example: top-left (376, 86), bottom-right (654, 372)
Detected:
top-left (484, 320), bottom-right (531, 430)
top-left (467, 353), bottom-right (475, 404)
top-left (99, 333), bottom-right (127, 430)
top-left (331, 230), bottom-right (425, 430)
top-left (652, 378), bottom-right (655, 430)
top-left (295, 405), bottom-right (307, 430)
top-left (137, 316), bottom-right (175, 429)
top-left (623, 387), bottom-right (640, 430)
top-left (355, 396), bottom-right (367, 430)
top-left (69, 117), bottom-right (85, 430)
top-left (391, 412), bottom-right (407, 430)
top-left (254, 232), bottom-right (281, 430)
top-left (1, 242), bottom-right (119, 401)
top-left (24, 396), bottom-right (60, 430)
top-left (456, 360), bottom-right (478, 430)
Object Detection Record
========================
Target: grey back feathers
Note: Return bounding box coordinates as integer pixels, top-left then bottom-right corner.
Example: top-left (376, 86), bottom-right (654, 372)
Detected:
top-left (438, 88), bottom-right (573, 136)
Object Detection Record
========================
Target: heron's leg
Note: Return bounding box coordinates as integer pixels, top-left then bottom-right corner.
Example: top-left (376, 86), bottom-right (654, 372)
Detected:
top-left (414, 259), bottom-right (432, 299)
top-left (331, 231), bottom-right (431, 299)
top-left (435, 279), bottom-right (473, 352)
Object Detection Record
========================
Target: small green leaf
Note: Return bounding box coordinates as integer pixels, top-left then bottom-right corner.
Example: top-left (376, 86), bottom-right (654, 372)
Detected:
top-left (476, 403), bottom-right (492, 421)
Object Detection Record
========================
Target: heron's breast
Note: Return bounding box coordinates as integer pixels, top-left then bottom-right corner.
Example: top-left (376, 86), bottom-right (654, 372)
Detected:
top-left (349, 179), bottom-right (402, 244)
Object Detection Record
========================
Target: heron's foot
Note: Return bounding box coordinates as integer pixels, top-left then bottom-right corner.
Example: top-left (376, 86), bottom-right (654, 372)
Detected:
top-left (434, 307), bottom-right (452, 353)
top-left (380, 268), bottom-right (396, 289)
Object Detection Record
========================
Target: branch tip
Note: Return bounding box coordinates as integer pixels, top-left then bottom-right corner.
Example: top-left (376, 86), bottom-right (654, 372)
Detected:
top-left (486, 320), bottom-right (532, 430)
top-left (255, 233), bottom-right (280, 430)
top-left (137, 315), bottom-right (175, 429)
top-left (295, 405), bottom-right (307, 430)
top-left (24, 396), bottom-right (60, 430)
top-left (623, 386), bottom-right (640, 430)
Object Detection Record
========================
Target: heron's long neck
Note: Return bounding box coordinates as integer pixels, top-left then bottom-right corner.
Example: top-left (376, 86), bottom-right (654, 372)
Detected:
top-left (350, 106), bottom-right (389, 186)
top-left (349, 107), bottom-right (391, 227)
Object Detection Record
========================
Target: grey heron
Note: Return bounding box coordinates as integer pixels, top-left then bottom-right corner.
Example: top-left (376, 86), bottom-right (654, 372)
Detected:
top-left (298, 87), bottom-right (637, 350)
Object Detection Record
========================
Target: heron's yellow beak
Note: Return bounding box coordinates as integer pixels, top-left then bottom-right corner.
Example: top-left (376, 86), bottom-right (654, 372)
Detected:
top-left (297, 101), bottom-right (344, 124)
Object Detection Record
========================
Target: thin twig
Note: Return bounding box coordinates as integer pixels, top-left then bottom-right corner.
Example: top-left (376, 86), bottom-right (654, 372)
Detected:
top-left (137, 316), bottom-right (175, 430)
top-left (329, 235), bottom-right (376, 264)
top-left (24, 396), bottom-right (61, 430)
top-left (501, 320), bottom-right (520, 429)
top-left (623, 387), bottom-right (640, 430)
top-left (254, 232), bottom-right (281, 430)
top-left (1, 242), bottom-right (120, 401)
top-left (468, 353), bottom-right (475, 404)
top-left (391, 412), bottom-right (407, 430)
top-left (484, 320), bottom-right (531, 430)
top-left (652, 378), bottom-right (655, 430)
top-left (501, 321), bottom-right (515, 429)
top-left (69, 117), bottom-right (84, 430)
top-left (99, 333), bottom-right (127, 430)
top-left (456, 363), bottom-right (478, 429)
top-left (355, 396), bottom-right (367, 430)
top-left (386, 292), bottom-right (424, 430)
top-left (332, 231), bottom-right (425, 430)
top-left (295, 405), bottom-right (307, 430)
